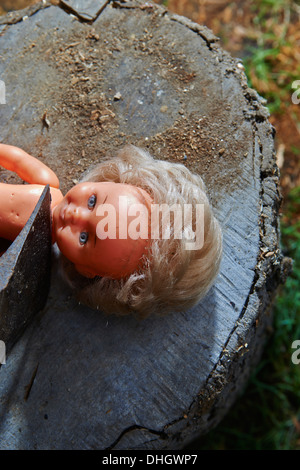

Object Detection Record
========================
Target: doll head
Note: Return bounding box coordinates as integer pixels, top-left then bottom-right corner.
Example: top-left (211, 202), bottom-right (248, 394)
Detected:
top-left (59, 145), bottom-right (222, 318)
top-left (52, 181), bottom-right (152, 279)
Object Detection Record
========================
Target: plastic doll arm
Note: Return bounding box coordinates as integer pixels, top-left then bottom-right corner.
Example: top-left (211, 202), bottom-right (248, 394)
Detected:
top-left (0, 143), bottom-right (60, 188)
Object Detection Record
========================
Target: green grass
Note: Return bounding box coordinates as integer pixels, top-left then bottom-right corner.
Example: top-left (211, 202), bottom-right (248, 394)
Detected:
top-left (243, 0), bottom-right (300, 115)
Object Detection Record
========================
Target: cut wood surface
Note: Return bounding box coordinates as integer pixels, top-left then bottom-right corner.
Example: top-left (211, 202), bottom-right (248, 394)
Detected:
top-left (0, 0), bottom-right (291, 450)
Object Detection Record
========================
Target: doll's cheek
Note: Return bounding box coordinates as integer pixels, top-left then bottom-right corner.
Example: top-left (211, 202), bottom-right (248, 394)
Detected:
top-left (56, 228), bottom-right (77, 256)
top-left (55, 232), bottom-right (66, 254)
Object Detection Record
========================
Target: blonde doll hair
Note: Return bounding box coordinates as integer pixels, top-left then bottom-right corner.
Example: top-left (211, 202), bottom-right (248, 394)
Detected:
top-left (59, 145), bottom-right (222, 318)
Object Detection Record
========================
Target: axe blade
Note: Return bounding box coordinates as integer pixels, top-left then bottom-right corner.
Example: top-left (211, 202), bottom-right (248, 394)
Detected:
top-left (0, 185), bottom-right (52, 353)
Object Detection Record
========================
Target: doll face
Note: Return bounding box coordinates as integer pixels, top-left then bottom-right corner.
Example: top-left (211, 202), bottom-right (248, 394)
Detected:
top-left (52, 182), bottom-right (152, 279)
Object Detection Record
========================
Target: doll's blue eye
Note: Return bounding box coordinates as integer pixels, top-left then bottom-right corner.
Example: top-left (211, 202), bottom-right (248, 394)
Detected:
top-left (88, 194), bottom-right (96, 209)
top-left (79, 231), bottom-right (89, 245)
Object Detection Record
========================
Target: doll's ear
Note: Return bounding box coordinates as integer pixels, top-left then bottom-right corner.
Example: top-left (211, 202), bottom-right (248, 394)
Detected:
top-left (75, 264), bottom-right (97, 279)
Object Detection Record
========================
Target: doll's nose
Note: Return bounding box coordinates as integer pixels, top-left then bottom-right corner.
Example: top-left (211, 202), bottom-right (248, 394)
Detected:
top-left (65, 205), bottom-right (89, 226)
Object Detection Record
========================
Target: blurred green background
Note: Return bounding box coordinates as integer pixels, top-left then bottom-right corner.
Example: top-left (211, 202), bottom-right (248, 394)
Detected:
top-left (1, 0), bottom-right (299, 450)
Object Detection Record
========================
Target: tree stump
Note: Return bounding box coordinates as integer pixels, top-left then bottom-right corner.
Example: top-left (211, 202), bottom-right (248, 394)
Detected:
top-left (0, 0), bottom-right (291, 450)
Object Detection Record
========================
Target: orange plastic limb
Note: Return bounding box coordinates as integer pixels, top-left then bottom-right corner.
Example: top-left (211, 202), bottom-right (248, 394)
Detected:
top-left (0, 143), bottom-right (59, 188)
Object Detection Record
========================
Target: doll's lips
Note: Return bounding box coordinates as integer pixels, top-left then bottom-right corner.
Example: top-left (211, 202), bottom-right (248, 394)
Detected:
top-left (60, 205), bottom-right (67, 224)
